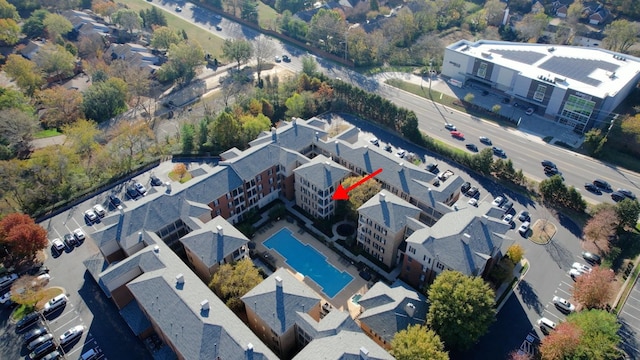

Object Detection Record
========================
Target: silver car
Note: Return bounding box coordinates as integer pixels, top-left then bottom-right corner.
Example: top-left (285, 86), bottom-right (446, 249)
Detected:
top-left (552, 296), bottom-right (575, 313)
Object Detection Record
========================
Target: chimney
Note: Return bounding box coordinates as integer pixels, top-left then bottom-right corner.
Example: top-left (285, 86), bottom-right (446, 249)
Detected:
top-left (315, 131), bottom-right (319, 142)
top-left (405, 302), bottom-right (416, 317)
top-left (398, 162), bottom-right (404, 172)
top-left (275, 276), bottom-right (283, 288)
top-left (153, 245), bottom-right (160, 254)
top-left (379, 192), bottom-right (386, 202)
top-left (334, 140), bottom-right (340, 156)
top-left (200, 299), bottom-right (209, 311)
top-left (138, 231), bottom-right (143, 243)
top-left (216, 225), bottom-right (224, 237)
top-left (359, 347), bottom-right (369, 360)
top-left (246, 343), bottom-right (254, 360)
top-left (292, 118), bottom-right (297, 127)
top-left (271, 127), bottom-right (277, 142)
top-left (176, 273), bottom-right (184, 285)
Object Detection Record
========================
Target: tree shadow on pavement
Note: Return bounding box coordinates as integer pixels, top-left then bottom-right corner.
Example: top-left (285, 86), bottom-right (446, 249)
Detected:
top-left (617, 318), bottom-right (640, 359)
top-left (556, 211), bottom-right (583, 238)
top-left (545, 239), bottom-right (574, 269)
top-left (517, 280), bottom-right (544, 315)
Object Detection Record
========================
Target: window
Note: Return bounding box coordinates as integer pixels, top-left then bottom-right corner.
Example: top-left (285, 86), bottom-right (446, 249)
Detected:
top-left (477, 62), bottom-right (488, 78)
top-left (533, 84), bottom-right (546, 102)
top-left (560, 94), bottom-right (595, 126)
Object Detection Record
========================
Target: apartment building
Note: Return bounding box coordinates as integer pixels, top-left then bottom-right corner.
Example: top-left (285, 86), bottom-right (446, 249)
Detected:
top-left (294, 155), bottom-right (350, 219)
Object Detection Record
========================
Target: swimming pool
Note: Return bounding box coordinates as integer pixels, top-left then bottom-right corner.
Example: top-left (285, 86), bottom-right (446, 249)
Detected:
top-left (264, 228), bottom-right (353, 298)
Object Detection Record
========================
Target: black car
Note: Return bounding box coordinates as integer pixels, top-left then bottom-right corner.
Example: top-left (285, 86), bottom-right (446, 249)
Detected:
top-left (282, 55), bottom-right (291, 62)
top-left (126, 186), bottom-right (140, 199)
top-left (426, 163), bottom-right (438, 173)
top-left (500, 200), bottom-right (513, 212)
top-left (465, 143), bottom-right (478, 152)
top-left (27, 265), bottom-right (49, 276)
top-left (63, 233), bottom-right (76, 247)
top-left (29, 340), bottom-right (56, 360)
top-left (150, 176), bottom-right (163, 186)
top-left (215, 25), bottom-right (222, 31)
top-left (492, 147), bottom-right (506, 157)
top-left (518, 211), bottom-right (530, 222)
top-left (466, 186), bottom-right (479, 197)
top-left (16, 312), bottom-right (41, 331)
top-left (24, 326), bottom-right (48, 343)
top-left (479, 136), bottom-right (492, 145)
top-left (461, 182), bottom-right (471, 194)
top-left (544, 166), bottom-right (560, 176)
top-left (617, 188), bottom-right (636, 200)
top-left (582, 251), bottom-right (601, 264)
top-left (611, 191), bottom-right (626, 202)
top-left (584, 183), bottom-right (601, 194)
top-left (593, 179), bottom-right (611, 190)
top-left (541, 160), bottom-right (556, 168)
top-left (383, 144), bottom-right (392, 152)
top-left (109, 194), bottom-right (122, 207)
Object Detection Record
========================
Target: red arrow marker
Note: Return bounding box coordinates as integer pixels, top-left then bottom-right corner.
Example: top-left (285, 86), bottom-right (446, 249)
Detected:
top-left (332, 168), bottom-right (383, 200)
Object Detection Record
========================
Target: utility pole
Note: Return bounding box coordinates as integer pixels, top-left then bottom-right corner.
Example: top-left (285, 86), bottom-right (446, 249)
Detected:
top-left (428, 59), bottom-right (433, 93)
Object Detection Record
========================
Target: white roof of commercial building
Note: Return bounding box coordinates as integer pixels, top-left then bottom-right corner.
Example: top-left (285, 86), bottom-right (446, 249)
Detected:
top-left (449, 40), bottom-right (640, 99)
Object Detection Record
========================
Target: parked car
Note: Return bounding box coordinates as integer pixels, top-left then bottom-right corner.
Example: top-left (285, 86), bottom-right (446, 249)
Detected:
top-left (593, 179), bottom-right (611, 190)
top-left (537, 317), bottom-right (556, 334)
top-left (396, 149), bottom-right (406, 158)
top-left (27, 334), bottom-right (53, 350)
top-left (617, 188), bottom-right (636, 200)
top-left (175, 6), bottom-right (182, 11)
top-left (274, 55), bottom-right (281, 62)
top-left (59, 325), bottom-right (84, 346)
top-left (541, 160), bottom-right (556, 168)
top-left (63, 233), bottom-right (76, 247)
top-left (611, 191), bottom-right (626, 202)
top-left (518, 221), bottom-right (530, 234)
top-left (466, 186), bottom-right (479, 197)
top-left (525, 108), bottom-right (534, 115)
top-left (468, 198), bottom-right (478, 206)
top-left (479, 136), bottom-right (492, 145)
top-left (28, 340), bottom-right (56, 360)
top-left (126, 185), bottom-right (140, 199)
top-left (16, 311), bottom-right (41, 331)
top-left (572, 262), bottom-right (592, 274)
top-left (503, 214), bottom-right (514, 224)
top-left (450, 131), bottom-right (464, 139)
top-left (43, 294), bottom-right (68, 313)
top-left (383, 144), bottom-right (392, 152)
top-left (444, 123), bottom-right (456, 131)
top-left (426, 163), bottom-right (438, 173)
top-left (27, 265), bottom-right (49, 276)
top-left (500, 200), bottom-right (513, 212)
top-left (569, 268), bottom-right (583, 280)
top-left (552, 296), bottom-right (575, 313)
top-left (215, 24), bottom-right (222, 31)
top-left (518, 210), bottom-right (530, 222)
top-left (73, 228), bottom-right (85, 241)
top-left (134, 182), bottom-right (147, 196)
top-left (51, 238), bottom-right (64, 252)
top-left (582, 251), bottom-right (601, 264)
top-left (35, 273), bottom-right (50, 285)
top-left (41, 351), bottom-right (61, 360)
top-left (109, 194), bottom-right (122, 207)
top-left (461, 182), bottom-right (471, 193)
top-left (491, 196), bottom-right (505, 207)
top-left (24, 326), bottom-right (48, 343)
top-left (584, 183), bottom-right (601, 194)
top-left (465, 143), bottom-right (478, 152)
top-left (492, 147), bottom-right (506, 157)
top-left (282, 55), bottom-right (291, 62)
top-left (0, 291), bottom-right (11, 304)
top-left (150, 175), bottom-right (164, 186)
top-left (92, 204), bottom-right (106, 217)
top-left (84, 209), bottom-right (98, 222)
top-left (0, 273), bottom-right (18, 288)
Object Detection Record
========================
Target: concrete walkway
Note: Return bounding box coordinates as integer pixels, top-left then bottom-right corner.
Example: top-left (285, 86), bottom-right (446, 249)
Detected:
top-left (495, 259), bottom-right (529, 312)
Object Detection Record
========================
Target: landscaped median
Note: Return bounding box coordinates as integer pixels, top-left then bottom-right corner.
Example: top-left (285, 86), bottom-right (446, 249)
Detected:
top-left (529, 219), bottom-right (557, 245)
top-left (613, 258), bottom-right (640, 314)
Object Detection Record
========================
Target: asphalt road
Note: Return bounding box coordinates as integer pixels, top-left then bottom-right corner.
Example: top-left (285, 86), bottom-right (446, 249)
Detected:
top-left (618, 278), bottom-right (640, 358)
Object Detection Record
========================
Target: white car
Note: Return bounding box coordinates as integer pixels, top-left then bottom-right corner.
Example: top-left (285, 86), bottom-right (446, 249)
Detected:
top-left (35, 274), bottom-right (50, 285)
top-left (274, 55), bottom-right (281, 62)
top-left (572, 262), bottom-right (592, 274)
top-left (369, 138), bottom-right (379, 146)
top-left (518, 221), bottom-right (530, 234)
top-left (492, 196), bottom-right (504, 207)
top-left (134, 182), bottom-right (147, 196)
top-left (503, 214), bottom-right (513, 224)
top-left (0, 292), bottom-right (11, 304)
top-left (73, 228), bottom-right (85, 241)
top-left (52, 238), bottom-right (65, 252)
top-left (468, 198), bottom-right (478, 207)
top-left (552, 296), bottom-right (575, 313)
top-left (43, 294), bottom-right (68, 313)
top-left (84, 209), bottom-right (98, 222)
top-left (59, 325), bottom-right (84, 345)
top-left (569, 268), bottom-right (582, 279)
top-left (92, 204), bottom-right (106, 217)
top-left (396, 149), bottom-right (406, 158)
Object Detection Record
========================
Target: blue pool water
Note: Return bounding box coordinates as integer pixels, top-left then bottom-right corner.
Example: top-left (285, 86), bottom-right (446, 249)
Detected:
top-left (264, 228), bottom-right (353, 298)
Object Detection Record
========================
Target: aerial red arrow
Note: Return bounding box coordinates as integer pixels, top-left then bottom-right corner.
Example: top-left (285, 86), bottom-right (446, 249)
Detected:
top-left (332, 168), bottom-right (383, 200)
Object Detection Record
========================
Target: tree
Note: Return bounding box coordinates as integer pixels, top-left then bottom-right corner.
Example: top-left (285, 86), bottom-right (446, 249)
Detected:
top-left (209, 258), bottom-right (263, 311)
top-left (172, 163), bottom-right (188, 179)
top-left (252, 35), bottom-right (276, 85)
top-left (603, 20), bottom-right (638, 54)
top-left (0, 87), bottom-right (33, 113)
top-left (301, 55), bottom-right (317, 76)
top-left (541, 310), bottom-right (620, 360)
top-left (222, 38), bottom-right (253, 69)
top-left (22, 9), bottom-right (49, 39)
top-left (483, 0), bottom-right (505, 27)
top-left (0, 18), bottom-right (20, 45)
top-left (208, 112), bottom-right (242, 152)
top-left (240, 0), bottom-right (258, 23)
top-left (108, 60), bottom-right (151, 110)
top-left (62, 118), bottom-right (100, 166)
top-left (391, 324), bottom-right (449, 360)
top-left (285, 93), bottom-right (307, 118)
top-left (43, 13), bottom-right (72, 40)
top-left (156, 41), bottom-right (205, 84)
top-left (33, 44), bottom-right (76, 82)
top-left (573, 266), bottom-right (614, 309)
top-left (0, 213), bottom-right (48, 261)
top-left (519, 12), bottom-right (549, 42)
top-left (112, 8), bottom-right (142, 35)
top-left (338, 175), bottom-right (381, 219)
top-left (150, 26), bottom-right (181, 50)
top-left (0, 109), bottom-right (38, 159)
top-left (615, 198), bottom-right (640, 230)
top-left (139, 7), bottom-right (167, 29)
top-left (307, 9), bottom-right (346, 55)
top-left (583, 207), bottom-right (618, 253)
top-left (83, 77), bottom-right (128, 122)
top-left (3, 54), bottom-right (44, 96)
top-left (109, 121), bottom-right (154, 172)
top-left (464, 93), bottom-right (474, 103)
top-left (77, 33), bottom-right (105, 59)
top-left (427, 271), bottom-right (495, 350)
top-left (91, 0), bottom-right (117, 19)
top-left (0, 0), bottom-right (19, 20)
top-left (37, 86), bottom-right (84, 129)
top-left (506, 244), bottom-right (524, 263)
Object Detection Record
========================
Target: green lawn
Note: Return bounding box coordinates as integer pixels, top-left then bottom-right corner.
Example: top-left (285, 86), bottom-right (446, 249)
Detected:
top-left (119, 0), bottom-right (225, 58)
top-left (257, 1), bottom-right (279, 30)
top-left (34, 128), bottom-right (62, 139)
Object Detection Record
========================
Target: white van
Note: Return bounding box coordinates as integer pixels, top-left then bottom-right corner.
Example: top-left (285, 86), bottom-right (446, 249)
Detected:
top-left (81, 349), bottom-right (98, 360)
top-left (537, 317), bottom-right (556, 332)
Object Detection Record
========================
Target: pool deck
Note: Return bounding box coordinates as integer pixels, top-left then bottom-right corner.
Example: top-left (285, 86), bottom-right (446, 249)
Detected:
top-left (252, 219), bottom-right (369, 313)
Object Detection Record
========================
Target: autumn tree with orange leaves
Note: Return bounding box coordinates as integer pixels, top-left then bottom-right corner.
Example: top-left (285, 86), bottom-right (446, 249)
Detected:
top-left (573, 266), bottom-right (615, 309)
top-left (0, 213), bottom-right (48, 261)
top-left (583, 207), bottom-right (618, 253)
top-left (539, 322), bottom-right (582, 360)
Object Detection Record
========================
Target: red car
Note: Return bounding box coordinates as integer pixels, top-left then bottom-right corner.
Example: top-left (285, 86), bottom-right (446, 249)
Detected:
top-left (450, 131), bottom-right (464, 139)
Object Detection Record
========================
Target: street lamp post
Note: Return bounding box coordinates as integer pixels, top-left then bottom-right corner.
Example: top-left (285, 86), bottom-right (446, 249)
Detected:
top-left (428, 59), bottom-right (433, 93)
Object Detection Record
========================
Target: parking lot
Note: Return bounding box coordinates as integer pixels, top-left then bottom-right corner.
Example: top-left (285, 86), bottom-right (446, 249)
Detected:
top-left (618, 278), bottom-right (640, 359)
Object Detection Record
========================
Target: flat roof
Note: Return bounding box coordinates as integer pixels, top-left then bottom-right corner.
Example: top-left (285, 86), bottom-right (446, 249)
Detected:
top-left (449, 40), bottom-right (640, 99)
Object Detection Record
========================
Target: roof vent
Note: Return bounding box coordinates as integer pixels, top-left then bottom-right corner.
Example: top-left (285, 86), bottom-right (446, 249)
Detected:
top-left (275, 276), bottom-right (283, 287)
top-left (481, 52), bottom-right (492, 58)
top-left (176, 273), bottom-right (184, 284)
top-left (153, 245), bottom-right (160, 253)
top-left (200, 299), bottom-right (209, 311)
top-left (359, 347), bottom-right (370, 360)
top-left (216, 225), bottom-right (223, 237)
top-left (379, 192), bottom-right (386, 202)
top-left (548, 47), bottom-right (555, 52)
top-left (405, 302), bottom-right (416, 317)
top-left (246, 343), bottom-right (254, 360)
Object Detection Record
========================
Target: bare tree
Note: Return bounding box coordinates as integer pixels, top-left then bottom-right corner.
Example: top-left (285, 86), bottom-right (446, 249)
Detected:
top-left (252, 35), bottom-right (276, 86)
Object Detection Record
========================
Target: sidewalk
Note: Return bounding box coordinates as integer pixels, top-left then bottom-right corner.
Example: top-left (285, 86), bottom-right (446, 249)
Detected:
top-left (496, 259), bottom-right (529, 312)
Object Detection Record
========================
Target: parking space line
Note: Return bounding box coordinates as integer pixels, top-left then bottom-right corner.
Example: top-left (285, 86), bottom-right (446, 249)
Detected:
top-left (628, 294), bottom-right (640, 303)
top-left (543, 309), bottom-right (563, 320)
top-left (560, 280), bottom-right (575, 287)
top-left (52, 315), bottom-right (80, 332)
top-left (620, 339), bottom-right (640, 354)
top-left (623, 302), bottom-right (640, 313)
top-left (618, 328), bottom-right (635, 337)
top-left (621, 311), bottom-right (640, 324)
top-left (555, 288), bottom-right (572, 296)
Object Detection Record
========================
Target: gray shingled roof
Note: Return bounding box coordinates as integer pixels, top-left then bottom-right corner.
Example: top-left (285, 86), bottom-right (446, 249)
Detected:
top-left (358, 191), bottom-right (421, 233)
top-left (125, 245), bottom-right (278, 360)
top-left (183, 165), bottom-right (244, 205)
top-left (357, 280), bottom-right (428, 344)
top-left (293, 155), bottom-right (351, 190)
top-left (295, 309), bottom-right (361, 341)
top-left (292, 331), bottom-right (394, 360)
top-left (180, 216), bottom-right (249, 268)
top-left (99, 247), bottom-right (166, 293)
top-left (406, 202), bottom-right (513, 276)
top-left (249, 118), bottom-right (328, 152)
top-left (241, 268), bottom-right (321, 336)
